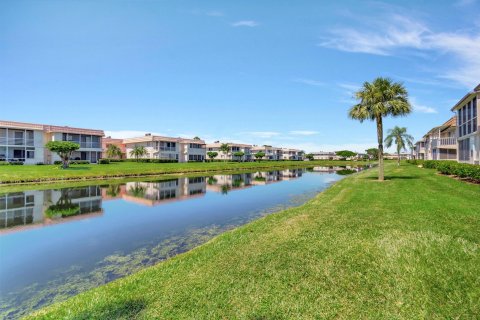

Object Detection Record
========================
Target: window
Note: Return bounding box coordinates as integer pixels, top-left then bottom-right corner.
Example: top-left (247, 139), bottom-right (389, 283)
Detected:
top-left (189, 143), bottom-right (203, 149)
top-left (458, 98), bottom-right (477, 138)
top-left (27, 150), bottom-right (35, 159)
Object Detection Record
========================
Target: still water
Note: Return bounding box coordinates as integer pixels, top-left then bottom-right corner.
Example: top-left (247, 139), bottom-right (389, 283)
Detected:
top-left (0, 166), bottom-right (367, 318)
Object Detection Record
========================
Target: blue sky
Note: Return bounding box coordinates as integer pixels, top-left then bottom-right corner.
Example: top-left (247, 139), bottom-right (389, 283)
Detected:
top-left (1, 0), bottom-right (479, 152)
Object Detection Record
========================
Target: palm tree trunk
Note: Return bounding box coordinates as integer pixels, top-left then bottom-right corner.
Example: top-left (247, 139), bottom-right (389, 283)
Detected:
top-left (397, 146), bottom-right (401, 166)
top-left (376, 116), bottom-right (384, 181)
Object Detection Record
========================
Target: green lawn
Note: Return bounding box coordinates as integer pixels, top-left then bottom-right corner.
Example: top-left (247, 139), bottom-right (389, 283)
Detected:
top-left (29, 163), bottom-right (480, 319)
top-left (0, 160), bottom-right (370, 184)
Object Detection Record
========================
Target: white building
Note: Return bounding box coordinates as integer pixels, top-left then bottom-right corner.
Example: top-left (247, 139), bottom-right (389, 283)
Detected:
top-left (280, 148), bottom-right (304, 161)
top-left (0, 120), bottom-right (104, 164)
top-left (451, 84), bottom-right (479, 164)
top-left (251, 145), bottom-right (283, 160)
top-left (310, 151), bottom-right (340, 160)
top-left (206, 142), bottom-right (253, 161)
top-left (123, 134), bottom-right (206, 162)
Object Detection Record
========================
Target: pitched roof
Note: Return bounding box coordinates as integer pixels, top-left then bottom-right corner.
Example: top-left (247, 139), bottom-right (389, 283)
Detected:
top-left (0, 120), bottom-right (104, 136)
top-left (451, 83), bottom-right (480, 111)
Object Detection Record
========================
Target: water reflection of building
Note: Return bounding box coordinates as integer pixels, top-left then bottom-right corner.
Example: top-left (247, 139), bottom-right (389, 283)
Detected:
top-left (0, 186), bottom-right (103, 234)
top-left (312, 166), bottom-right (366, 173)
top-left (120, 177), bottom-right (207, 206)
top-left (206, 173), bottom-right (254, 193)
top-left (250, 169), bottom-right (304, 185)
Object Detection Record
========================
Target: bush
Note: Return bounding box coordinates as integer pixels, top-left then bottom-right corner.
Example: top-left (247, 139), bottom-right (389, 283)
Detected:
top-left (9, 161), bottom-right (24, 165)
top-left (123, 158), bottom-right (178, 163)
top-left (423, 160), bottom-right (442, 169)
top-left (0, 161), bottom-right (9, 166)
top-left (98, 159), bottom-right (110, 164)
top-left (436, 161), bottom-right (480, 181)
top-left (36, 162), bottom-right (45, 165)
top-left (54, 161), bottom-right (63, 165)
top-left (70, 160), bottom-right (90, 165)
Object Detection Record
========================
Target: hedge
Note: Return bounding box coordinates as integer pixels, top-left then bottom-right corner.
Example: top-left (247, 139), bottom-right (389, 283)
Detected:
top-left (407, 159), bottom-right (480, 182)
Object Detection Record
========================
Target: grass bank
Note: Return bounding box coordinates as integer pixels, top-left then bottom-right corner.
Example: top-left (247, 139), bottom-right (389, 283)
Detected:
top-left (0, 160), bottom-right (369, 185)
top-left (30, 163), bottom-right (480, 319)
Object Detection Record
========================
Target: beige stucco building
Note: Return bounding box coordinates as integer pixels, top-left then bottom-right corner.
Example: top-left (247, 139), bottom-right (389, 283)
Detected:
top-left (206, 142), bottom-right (253, 161)
top-left (0, 120), bottom-right (104, 164)
top-left (123, 134), bottom-right (206, 162)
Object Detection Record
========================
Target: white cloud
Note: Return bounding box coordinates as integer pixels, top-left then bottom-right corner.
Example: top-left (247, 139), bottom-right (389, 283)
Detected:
top-left (241, 131), bottom-right (280, 138)
top-left (293, 78), bottom-right (324, 87)
top-left (231, 20), bottom-right (259, 27)
top-left (104, 130), bottom-right (167, 139)
top-left (289, 130), bottom-right (320, 136)
top-left (410, 97), bottom-right (438, 114)
top-left (318, 14), bottom-right (480, 88)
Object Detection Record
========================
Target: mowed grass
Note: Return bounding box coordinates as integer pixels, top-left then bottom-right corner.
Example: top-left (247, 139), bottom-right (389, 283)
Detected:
top-left (0, 160), bottom-right (369, 184)
top-left (29, 163), bottom-right (480, 319)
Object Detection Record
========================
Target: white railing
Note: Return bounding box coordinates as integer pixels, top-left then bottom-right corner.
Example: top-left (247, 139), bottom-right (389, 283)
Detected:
top-left (0, 138), bottom-right (35, 146)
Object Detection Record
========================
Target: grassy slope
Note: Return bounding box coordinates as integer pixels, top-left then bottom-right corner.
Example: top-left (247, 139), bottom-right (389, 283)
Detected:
top-left (0, 160), bottom-right (369, 184)
top-left (30, 164), bottom-right (480, 319)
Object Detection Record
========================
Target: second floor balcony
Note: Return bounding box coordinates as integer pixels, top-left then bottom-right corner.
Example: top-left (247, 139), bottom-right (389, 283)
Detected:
top-left (431, 137), bottom-right (457, 149)
top-left (0, 138), bottom-right (35, 146)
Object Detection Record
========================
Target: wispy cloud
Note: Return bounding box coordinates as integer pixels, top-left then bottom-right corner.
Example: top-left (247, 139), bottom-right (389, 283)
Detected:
top-left (241, 131), bottom-right (280, 138)
top-left (231, 20), bottom-right (259, 27)
top-left (318, 14), bottom-right (480, 88)
top-left (104, 130), bottom-right (166, 139)
top-left (410, 97), bottom-right (437, 114)
top-left (454, 0), bottom-right (477, 6)
top-left (289, 130), bottom-right (320, 136)
top-left (205, 10), bottom-right (224, 17)
top-left (292, 78), bottom-right (324, 87)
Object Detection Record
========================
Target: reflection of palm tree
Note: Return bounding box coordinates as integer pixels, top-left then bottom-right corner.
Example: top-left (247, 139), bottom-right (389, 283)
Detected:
top-left (221, 184), bottom-right (231, 195)
top-left (336, 169), bottom-right (356, 176)
top-left (207, 177), bottom-right (218, 185)
top-left (106, 184), bottom-right (121, 197)
top-left (45, 189), bottom-right (80, 218)
top-left (128, 184), bottom-right (147, 198)
top-left (232, 179), bottom-right (243, 188)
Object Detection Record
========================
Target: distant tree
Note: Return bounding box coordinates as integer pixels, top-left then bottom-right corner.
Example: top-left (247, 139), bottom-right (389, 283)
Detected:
top-left (129, 145), bottom-right (147, 162)
top-left (106, 144), bottom-right (122, 159)
top-left (349, 77), bottom-right (411, 181)
top-left (193, 136), bottom-right (201, 140)
top-left (305, 153), bottom-right (314, 161)
top-left (207, 151), bottom-right (218, 161)
top-left (45, 141), bottom-right (80, 169)
top-left (365, 148), bottom-right (379, 160)
top-left (233, 151), bottom-right (245, 162)
top-left (384, 126), bottom-right (414, 166)
top-left (219, 143), bottom-right (230, 161)
top-left (335, 150), bottom-right (357, 160)
top-left (254, 152), bottom-right (266, 161)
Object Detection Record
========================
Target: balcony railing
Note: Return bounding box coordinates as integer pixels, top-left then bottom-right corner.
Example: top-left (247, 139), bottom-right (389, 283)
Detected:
top-left (0, 138), bottom-right (35, 146)
top-left (63, 140), bottom-right (100, 148)
top-left (431, 137), bottom-right (457, 148)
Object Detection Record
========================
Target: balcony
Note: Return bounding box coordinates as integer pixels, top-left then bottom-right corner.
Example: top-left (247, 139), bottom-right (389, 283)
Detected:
top-left (63, 140), bottom-right (101, 149)
top-left (431, 137), bottom-right (457, 149)
top-left (0, 138), bottom-right (35, 146)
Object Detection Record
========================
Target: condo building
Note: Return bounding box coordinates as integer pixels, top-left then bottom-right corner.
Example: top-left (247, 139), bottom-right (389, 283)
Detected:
top-left (280, 148), bottom-right (304, 161)
top-left (422, 117), bottom-right (457, 161)
top-left (206, 142), bottom-right (253, 161)
top-left (251, 145), bottom-right (283, 160)
top-left (451, 84), bottom-right (479, 164)
top-left (414, 139), bottom-right (426, 160)
top-left (102, 137), bottom-right (126, 159)
top-left (0, 120), bottom-right (104, 164)
top-left (310, 151), bottom-right (339, 160)
top-left (123, 134), bottom-right (206, 162)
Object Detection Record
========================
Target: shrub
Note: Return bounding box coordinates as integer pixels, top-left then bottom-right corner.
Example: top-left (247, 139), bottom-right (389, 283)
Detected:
top-left (9, 161), bottom-right (24, 165)
top-left (70, 160), bottom-right (90, 165)
top-left (0, 161), bottom-right (9, 166)
top-left (98, 159), bottom-right (110, 164)
top-left (36, 162), bottom-right (45, 165)
top-left (54, 161), bottom-right (63, 165)
top-left (436, 162), bottom-right (480, 181)
top-left (423, 160), bottom-right (442, 169)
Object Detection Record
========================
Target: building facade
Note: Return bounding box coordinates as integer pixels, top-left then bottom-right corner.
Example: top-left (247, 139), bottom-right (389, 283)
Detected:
top-left (280, 148), bottom-right (304, 160)
top-left (123, 134), bottom-right (206, 162)
top-left (451, 84), bottom-right (479, 164)
top-left (422, 116), bottom-right (457, 161)
top-left (0, 120), bottom-right (104, 164)
top-left (414, 139), bottom-right (426, 160)
top-left (206, 142), bottom-right (253, 161)
top-left (310, 151), bottom-right (339, 160)
top-left (251, 146), bottom-right (282, 160)
top-left (102, 137), bottom-right (126, 159)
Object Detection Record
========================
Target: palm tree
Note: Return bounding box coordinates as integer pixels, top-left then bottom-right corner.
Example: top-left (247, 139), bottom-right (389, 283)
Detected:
top-left (384, 126), bottom-right (414, 166)
top-left (129, 145), bottom-right (147, 162)
top-left (349, 77), bottom-right (411, 181)
top-left (106, 144), bottom-right (122, 159)
top-left (219, 143), bottom-right (230, 161)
